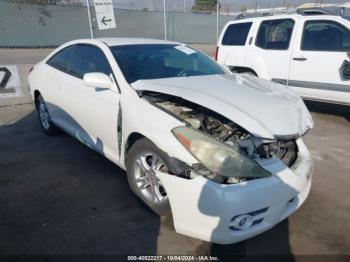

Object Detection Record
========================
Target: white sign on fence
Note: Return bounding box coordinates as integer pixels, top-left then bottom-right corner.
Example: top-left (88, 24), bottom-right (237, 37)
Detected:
top-left (93, 0), bottom-right (116, 30)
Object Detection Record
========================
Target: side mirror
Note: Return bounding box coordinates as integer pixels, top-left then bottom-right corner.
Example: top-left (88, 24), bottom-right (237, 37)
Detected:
top-left (83, 72), bottom-right (113, 89)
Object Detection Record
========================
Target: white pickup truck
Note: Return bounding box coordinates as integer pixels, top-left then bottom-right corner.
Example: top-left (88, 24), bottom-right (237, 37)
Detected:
top-left (216, 14), bottom-right (350, 105)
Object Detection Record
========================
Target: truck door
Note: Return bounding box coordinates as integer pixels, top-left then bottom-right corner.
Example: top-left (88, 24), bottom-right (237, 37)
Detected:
top-left (288, 18), bottom-right (350, 104)
top-left (247, 18), bottom-right (296, 81)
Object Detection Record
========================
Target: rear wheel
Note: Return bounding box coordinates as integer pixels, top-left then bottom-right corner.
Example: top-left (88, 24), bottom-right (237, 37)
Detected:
top-left (36, 94), bottom-right (58, 135)
top-left (126, 138), bottom-right (172, 216)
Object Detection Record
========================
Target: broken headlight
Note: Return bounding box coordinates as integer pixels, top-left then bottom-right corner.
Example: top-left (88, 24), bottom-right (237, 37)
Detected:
top-left (172, 126), bottom-right (271, 181)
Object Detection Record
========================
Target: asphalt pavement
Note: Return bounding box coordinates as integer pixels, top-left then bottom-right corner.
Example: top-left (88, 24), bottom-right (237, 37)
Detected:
top-left (0, 45), bottom-right (349, 259)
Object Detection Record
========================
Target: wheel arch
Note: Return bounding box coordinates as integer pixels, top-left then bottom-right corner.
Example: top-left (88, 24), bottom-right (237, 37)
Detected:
top-left (230, 66), bottom-right (258, 76)
top-left (123, 132), bottom-right (190, 179)
top-left (33, 90), bottom-right (41, 108)
top-left (124, 132), bottom-right (145, 163)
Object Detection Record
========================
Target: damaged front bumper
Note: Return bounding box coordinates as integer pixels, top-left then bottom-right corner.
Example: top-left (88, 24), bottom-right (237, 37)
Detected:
top-left (156, 139), bottom-right (313, 244)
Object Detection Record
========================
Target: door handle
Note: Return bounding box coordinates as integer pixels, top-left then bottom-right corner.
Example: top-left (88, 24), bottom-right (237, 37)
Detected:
top-left (293, 57), bottom-right (307, 61)
top-left (249, 37), bottom-right (253, 45)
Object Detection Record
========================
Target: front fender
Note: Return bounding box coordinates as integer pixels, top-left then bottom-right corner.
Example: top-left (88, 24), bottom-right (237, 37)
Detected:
top-left (120, 89), bottom-right (197, 168)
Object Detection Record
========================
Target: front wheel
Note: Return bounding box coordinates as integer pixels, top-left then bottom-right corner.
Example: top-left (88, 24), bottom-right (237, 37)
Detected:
top-left (36, 94), bottom-right (58, 135)
top-left (126, 138), bottom-right (172, 216)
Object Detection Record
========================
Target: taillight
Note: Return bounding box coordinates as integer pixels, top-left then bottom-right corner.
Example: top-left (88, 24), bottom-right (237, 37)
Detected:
top-left (214, 46), bottom-right (219, 61)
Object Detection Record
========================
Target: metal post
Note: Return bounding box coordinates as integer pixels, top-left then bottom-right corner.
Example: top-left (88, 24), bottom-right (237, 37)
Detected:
top-left (163, 0), bottom-right (167, 40)
top-left (86, 0), bottom-right (94, 39)
top-left (183, 0), bottom-right (186, 13)
top-left (216, 2), bottom-right (219, 42)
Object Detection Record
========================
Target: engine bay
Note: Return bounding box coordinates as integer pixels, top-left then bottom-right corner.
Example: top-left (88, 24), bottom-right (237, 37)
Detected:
top-left (142, 91), bottom-right (298, 171)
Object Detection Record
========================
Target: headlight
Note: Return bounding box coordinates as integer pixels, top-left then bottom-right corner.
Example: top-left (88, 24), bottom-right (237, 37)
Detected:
top-left (172, 126), bottom-right (271, 179)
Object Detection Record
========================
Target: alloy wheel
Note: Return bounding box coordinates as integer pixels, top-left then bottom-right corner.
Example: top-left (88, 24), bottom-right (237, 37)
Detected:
top-left (38, 100), bottom-right (50, 130)
top-left (133, 152), bottom-right (168, 204)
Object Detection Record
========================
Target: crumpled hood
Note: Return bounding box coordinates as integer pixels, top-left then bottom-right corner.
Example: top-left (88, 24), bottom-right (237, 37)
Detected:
top-left (132, 74), bottom-right (314, 139)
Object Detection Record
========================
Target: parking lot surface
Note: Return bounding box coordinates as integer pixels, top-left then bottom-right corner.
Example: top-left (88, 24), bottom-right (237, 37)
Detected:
top-left (0, 45), bottom-right (350, 258)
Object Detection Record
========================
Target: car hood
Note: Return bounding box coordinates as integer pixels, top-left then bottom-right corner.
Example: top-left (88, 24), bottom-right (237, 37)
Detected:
top-left (132, 74), bottom-right (314, 139)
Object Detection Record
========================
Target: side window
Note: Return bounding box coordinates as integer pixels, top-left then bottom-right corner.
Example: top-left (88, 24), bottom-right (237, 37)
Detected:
top-left (222, 22), bottom-right (252, 46)
top-left (47, 46), bottom-right (75, 71)
top-left (301, 20), bottom-right (350, 51)
top-left (256, 19), bottom-right (295, 50)
top-left (69, 45), bottom-right (112, 78)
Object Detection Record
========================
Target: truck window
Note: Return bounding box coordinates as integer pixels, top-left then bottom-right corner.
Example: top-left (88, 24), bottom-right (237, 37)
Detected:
top-left (256, 19), bottom-right (295, 50)
top-left (222, 22), bottom-right (252, 46)
top-left (301, 20), bottom-right (350, 52)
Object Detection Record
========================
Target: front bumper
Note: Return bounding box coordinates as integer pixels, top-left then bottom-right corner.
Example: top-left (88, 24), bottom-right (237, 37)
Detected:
top-left (157, 139), bottom-right (313, 244)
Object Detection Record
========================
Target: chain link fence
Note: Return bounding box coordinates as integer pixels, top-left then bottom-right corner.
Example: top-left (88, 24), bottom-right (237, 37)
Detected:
top-left (0, 0), bottom-right (239, 47)
top-left (0, 0), bottom-right (91, 47)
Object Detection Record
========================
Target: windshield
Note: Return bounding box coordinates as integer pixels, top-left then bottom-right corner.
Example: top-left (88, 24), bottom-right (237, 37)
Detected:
top-left (110, 44), bottom-right (225, 83)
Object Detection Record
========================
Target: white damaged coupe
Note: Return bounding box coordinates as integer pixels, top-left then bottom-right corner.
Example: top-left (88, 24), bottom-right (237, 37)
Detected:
top-left (28, 38), bottom-right (314, 244)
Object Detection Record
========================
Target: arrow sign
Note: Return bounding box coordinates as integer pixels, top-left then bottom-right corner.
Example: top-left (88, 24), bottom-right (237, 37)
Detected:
top-left (101, 16), bottom-right (112, 26)
top-left (93, 0), bottom-right (116, 30)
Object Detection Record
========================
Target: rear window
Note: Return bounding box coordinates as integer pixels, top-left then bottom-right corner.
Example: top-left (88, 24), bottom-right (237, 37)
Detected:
top-left (222, 22), bottom-right (252, 46)
top-left (256, 19), bottom-right (295, 50)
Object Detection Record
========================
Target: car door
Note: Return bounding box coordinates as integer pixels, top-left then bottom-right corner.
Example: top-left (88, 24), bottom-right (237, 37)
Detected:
top-left (288, 18), bottom-right (350, 104)
top-left (246, 18), bottom-right (296, 80)
top-left (43, 45), bottom-right (76, 129)
top-left (60, 44), bottom-right (121, 163)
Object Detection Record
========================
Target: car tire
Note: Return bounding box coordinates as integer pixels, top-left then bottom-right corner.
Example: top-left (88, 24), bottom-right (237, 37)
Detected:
top-left (126, 138), bottom-right (172, 216)
top-left (36, 94), bottom-right (58, 135)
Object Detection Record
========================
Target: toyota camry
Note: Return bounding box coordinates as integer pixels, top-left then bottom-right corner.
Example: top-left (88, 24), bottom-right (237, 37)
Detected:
top-left (28, 38), bottom-right (314, 244)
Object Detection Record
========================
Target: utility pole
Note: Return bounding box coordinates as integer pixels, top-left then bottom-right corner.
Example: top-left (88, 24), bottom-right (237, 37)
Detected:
top-left (163, 0), bottom-right (167, 40)
top-left (216, 2), bottom-right (219, 42)
top-left (86, 0), bottom-right (93, 39)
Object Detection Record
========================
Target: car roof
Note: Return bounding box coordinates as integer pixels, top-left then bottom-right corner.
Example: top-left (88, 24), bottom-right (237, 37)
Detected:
top-left (96, 37), bottom-right (180, 47)
top-left (47, 38), bottom-right (183, 60)
top-left (228, 13), bottom-right (344, 23)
